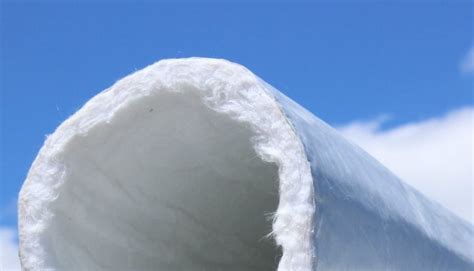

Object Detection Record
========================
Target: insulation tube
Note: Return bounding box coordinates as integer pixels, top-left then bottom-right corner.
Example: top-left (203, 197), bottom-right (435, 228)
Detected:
top-left (19, 58), bottom-right (474, 270)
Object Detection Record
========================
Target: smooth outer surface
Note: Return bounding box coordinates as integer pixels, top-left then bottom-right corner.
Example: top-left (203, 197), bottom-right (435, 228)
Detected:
top-left (269, 88), bottom-right (474, 270)
top-left (19, 58), bottom-right (474, 271)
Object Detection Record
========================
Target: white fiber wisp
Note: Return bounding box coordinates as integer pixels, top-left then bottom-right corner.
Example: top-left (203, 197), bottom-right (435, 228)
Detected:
top-left (19, 58), bottom-right (473, 270)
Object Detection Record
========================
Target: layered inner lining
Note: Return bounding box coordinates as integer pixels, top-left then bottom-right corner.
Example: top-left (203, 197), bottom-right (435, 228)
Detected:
top-left (45, 91), bottom-right (283, 270)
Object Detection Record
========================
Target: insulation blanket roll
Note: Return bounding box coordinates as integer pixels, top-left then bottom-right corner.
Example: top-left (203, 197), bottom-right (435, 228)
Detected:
top-left (19, 58), bottom-right (474, 271)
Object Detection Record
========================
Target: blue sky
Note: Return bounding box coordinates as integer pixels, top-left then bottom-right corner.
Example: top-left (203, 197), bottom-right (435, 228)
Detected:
top-left (1, 0), bottom-right (473, 239)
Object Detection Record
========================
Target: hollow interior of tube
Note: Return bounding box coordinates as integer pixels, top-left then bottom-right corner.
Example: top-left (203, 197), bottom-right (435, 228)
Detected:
top-left (43, 91), bottom-right (282, 270)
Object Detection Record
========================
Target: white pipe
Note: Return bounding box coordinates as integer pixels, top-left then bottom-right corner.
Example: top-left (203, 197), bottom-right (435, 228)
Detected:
top-left (19, 58), bottom-right (473, 270)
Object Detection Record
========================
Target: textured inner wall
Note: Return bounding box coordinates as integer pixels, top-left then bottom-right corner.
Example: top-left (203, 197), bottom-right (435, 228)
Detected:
top-left (41, 91), bottom-right (281, 270)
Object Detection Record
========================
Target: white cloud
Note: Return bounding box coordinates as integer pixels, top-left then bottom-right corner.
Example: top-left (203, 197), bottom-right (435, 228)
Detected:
top-left (0, 227), bottom-right (20, 271)
top-left (460, 46), bottom-right (474, 74)
top-left (338, 107), bottom-right (473, 223)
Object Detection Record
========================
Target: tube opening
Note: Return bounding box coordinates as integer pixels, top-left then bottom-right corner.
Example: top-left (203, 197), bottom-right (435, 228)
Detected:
top-left (20, 58), bottom-right (315, 271)
top-left (43, 91), bottom-right (282, 270)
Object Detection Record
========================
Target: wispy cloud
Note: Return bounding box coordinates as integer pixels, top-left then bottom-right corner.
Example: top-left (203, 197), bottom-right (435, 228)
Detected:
top-left (0, 227), bottom-right (20, 271)
top-left (460, 46), bottom-right (474, 74)
top-left (338, 107), bottom-right (473, 223)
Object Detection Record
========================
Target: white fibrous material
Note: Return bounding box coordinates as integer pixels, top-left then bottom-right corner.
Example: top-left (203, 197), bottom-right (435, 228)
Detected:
top-left (19, 58), bottom-right (473, 271)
